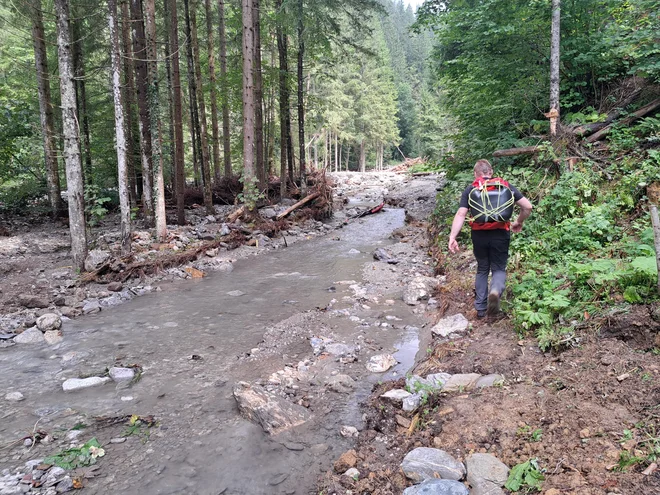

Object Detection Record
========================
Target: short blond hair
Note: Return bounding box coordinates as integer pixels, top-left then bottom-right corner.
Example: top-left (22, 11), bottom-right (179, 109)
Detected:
top-left (474, 159), bottom-right (493, 177)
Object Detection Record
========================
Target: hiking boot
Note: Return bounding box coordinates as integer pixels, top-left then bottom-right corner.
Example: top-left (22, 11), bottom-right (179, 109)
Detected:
top-left (487, 290), bottom-right (500, 316)
top-left (476, 310), bottom-right (487, 318)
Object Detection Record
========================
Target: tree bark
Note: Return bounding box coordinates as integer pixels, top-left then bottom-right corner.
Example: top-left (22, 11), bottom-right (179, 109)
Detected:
top-left (54, 0), bottom-right (88, 271)
top-left (359, 139), bottom-right (366, 172)
top-left (205, 0), bottom-right (221, 182)
top-left (650, 205), bottom-right (660, 296)
top-left (549, 0), bottom-right (561, 137)
top-left (144, 0), bottom-right (167, 240)
top-left (71, 17), bottom-right (93, 185)
top-left (242, 0), bottom-right (256, 204)
top-left (29, 0), bottom-right (63, 217)
top-left (492, 146), bottom-right (540, 157)
top-left (297, 0), bottom-right (306, 184)
top-left (276, 0), bottom-right (289, 198)
top-left (184, 0), bottom-right (201, 188)
top-left (129, 0), bottom-right (154, 224)
top-left (190, 0), bottom-right (214, 214)
top-left (168, 0), bottom-right (186, 225)
top-left (253, 0), bottom-right (266, 190)
top-left (108, 0), bottom-right (132, 254)
top-left (218, 0), bottom-right (232, 177)
top-left (120, 0), bottom-right (139, 206)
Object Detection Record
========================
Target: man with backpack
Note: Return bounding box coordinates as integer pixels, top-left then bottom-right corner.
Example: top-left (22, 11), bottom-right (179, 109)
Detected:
top-left (448, 159), bottom-right (533, 318)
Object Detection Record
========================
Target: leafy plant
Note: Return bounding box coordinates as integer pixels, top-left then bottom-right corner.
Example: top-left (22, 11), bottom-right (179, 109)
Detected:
top-left (505, 458), bottom-right (545, 493)
top-left (44, 438), bottom-right (105, 470)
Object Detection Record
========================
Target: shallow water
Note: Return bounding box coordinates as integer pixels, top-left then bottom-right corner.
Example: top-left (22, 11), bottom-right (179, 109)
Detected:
top-left (0, 208), bottom-right (424, 494)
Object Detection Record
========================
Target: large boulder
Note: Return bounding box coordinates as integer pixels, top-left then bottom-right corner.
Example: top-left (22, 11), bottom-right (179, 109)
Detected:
top-left (403, 479), bottom-right (470, 495)
top-left (233, 382), bottom-right (311, 435)
top-left (401, 447), bottom-right (466, 483)
top-left (36, 313), bottom-right (62, 332)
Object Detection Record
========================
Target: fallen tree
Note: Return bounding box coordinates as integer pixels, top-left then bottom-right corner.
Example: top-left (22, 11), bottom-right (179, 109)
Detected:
top-left (586, 98), bottom-right (660, 143)
top-left (492, 146), bottom-right (540, 158)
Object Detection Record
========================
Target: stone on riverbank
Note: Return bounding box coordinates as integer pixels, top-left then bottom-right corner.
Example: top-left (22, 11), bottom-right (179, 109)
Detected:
top-left (466, 453), bottom-right (509, 494)
top-left (44, 330), bottom-right (63, 345)
top-left (5, 392), bottom-right (24, 402)
top-left (366, 354), bottom-right (397, 372)
top-left (233, 381), bottom-right (311, 435)
top-left (403, 479), bottom-right (469, 495)
top-left (403, 276), bottom-right (438, 305)
top-left (62, 377), bottom-right (111, 392)
top-left (381, 389), bottom-right (412, 402)
top-left (401, 447), bottom-right (466, 483)
top-left (36, 313), bottom-right (62, 332)
top-left (431, 314), bottom-right (469, 338)
top-left (14, 327), bottom-right (45, 344)
top-left (109, 367), bottom-right (136, 383)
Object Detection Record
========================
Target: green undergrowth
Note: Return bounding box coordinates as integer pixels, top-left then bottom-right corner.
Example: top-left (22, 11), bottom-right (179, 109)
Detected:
top-left (433, 119), bottom-right (660, 351)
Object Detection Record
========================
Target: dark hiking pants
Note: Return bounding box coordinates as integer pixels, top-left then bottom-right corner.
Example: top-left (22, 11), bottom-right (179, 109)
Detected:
top-left (471, 229), bottom-right (510, 311)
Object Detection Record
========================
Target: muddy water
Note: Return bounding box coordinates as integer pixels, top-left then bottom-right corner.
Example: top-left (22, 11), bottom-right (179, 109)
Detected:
top-left (0, 208), bottom-right (425, 495)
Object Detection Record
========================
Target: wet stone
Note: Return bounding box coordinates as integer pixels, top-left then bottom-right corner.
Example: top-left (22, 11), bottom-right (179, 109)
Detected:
top-left (109, 367), bottom-right (136, 383)
top-left (381, 389), bottom-right (412, 402)
top-left (44, 330), bottom-right (63, 346)
top-left (401, 447), bottom-right (466, 482)
top-left (5, 392), bottom-right (24, 402)
top-left (82, 301), bottom-right (101, 315)
top-left (36, 313), bottom-right (62, 332)
top-left (284, 442), bottom-right (304, 451)
top-left (403, 479), bottom-right (469, 495)
top-left (14, 327), bottom-right (45, 345)
top-left (107, 282), bottom-right (123, 292)
top-left (269, 473), bottom-right (289, 486)
top-left (366, 354), bottom-right (397, 372)
top-left (62, 377), bottom-right (111, 392)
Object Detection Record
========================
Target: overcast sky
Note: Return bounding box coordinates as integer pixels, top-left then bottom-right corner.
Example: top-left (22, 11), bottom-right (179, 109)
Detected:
top-left (405, 0), bottom-right (425, 9)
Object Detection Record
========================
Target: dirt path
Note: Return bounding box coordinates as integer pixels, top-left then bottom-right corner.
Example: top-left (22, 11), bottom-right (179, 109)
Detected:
top-left (0, 172), bottom-right (444, 495)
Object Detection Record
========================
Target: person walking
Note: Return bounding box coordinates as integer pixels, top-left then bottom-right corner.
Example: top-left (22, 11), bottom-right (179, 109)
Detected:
top-left (448, 159), bottom-right (533, 318)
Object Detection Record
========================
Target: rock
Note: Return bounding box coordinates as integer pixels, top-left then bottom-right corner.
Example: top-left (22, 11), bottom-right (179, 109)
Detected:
top-left (340, 425), bottom-right (359, 438)
top-left (233, 382), bottom-right (312, 435)
top-left (366, 354), bottom-right (397, 372)
top-left (205, 248), bottom-right (219, 257)
top-left (373, 248), bottom-right (398, 263)
top-left (107, 282), bottom-right (123, 292)
top-left (14, 327), bottom-right (45, 344)
top-left (84, 249), bottom-right (111, 272)
top-left (283, 442), bottom-right (304, 451)
top-left (466, 453), bottom-right (509, 489)
top-left (443, 373), bottom-right (482, 392)
top-left (62, 377), bottom-right (111, 392)
top-left (344, 468), bottom-right (360, 479)
top-left (5, 392), bottom-right (24, 402)
top-left (403, 393), bottom-right (424, 412)
top-left (219, 224), bottom-right (231, 236)
top-left (18, 295), bottom-right (49, 309)
top-left (55, 477), bottom-right (74, 493)
top-left (260, 208), bottom-right (278, 219)
top-left (403, 276), bottom-right (437, 305)
top-left (110, 437), bottom-right (126, 444)
top-left (475, 374), bottom-right (505, 388)
top-left (326, 374), bottom-right (355, 393)
top-left (108, 367), bottom-right (136, 383)
top-left (227, 290), bottom-right (245, 297)
top-left (334, 449), bottom-right (358, 473)
top-left (36, 313), bottom-right (62, 332)
top-left (44, 330), bottom-right (64, 345)
top-left (431, 314), bottom-right (469, 338)
top-left (381, 389), bottom-right (412, 402)
top-left (403, 479), bottom-right (470, 495)
top-left (406, 373), bottom-right (451, 393)
top-left (401, 447), bottom-right (466, 482)
top-left (470, 480), bottom-right (506, 495)
top-left (348, 248), bottom-right (360, 254)
top-left (324, 343), bottom-right (356, 356)
top-left (82, 300), bottom-right (101, 315)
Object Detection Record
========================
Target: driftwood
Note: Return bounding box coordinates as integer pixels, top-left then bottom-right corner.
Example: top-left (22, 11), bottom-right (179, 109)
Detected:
top-left (276, 192), bottom-right (321, 220)
top-left (586, 98), bottom-right (660, 143)
top-left (227, 206), bottom-right (245, 223)
top-left (492, 146), bottom-right (540, 158)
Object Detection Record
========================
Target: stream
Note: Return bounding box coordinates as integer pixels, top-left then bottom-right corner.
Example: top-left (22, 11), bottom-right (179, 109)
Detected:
top-left (1, 206), bottom-right (427, 495)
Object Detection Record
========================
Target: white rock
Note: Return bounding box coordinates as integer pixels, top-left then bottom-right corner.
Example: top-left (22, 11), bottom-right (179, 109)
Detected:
top-left (5, 392), bottom-right (24, 402)
top-left (62, 377), bottom-right (111, 392)
top-left (109, 367), bottom-right (136, 383)
top-left (36, 313), bottom-right (62, 332)
top-left (14, 327), bottom-right (45, 344)
top-left (380, 389), bottom-right (412, 402)
top-left (431, 314), bottom-right (470, 338)
top-left (340, 425), bottom-right (359, 438)
top-left (366, 354), bottom-right (397, 373)
top-left (344, 468), bottom-right (360, 479)
top-left (84, 249), bottom-right (111, 272)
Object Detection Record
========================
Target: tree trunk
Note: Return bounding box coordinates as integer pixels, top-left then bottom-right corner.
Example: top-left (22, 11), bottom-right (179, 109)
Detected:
top-left (359, 140), bottom-right (366, 173)
top-left (54, 0), bottom-right (88, 271)
top-left (129, 0), bottom-right (154, 224)
top-left (108, 0), bottom-right (132, 254)
top-left (163, 6), bottom-right (175, 192)
top-left (205, 0), bottom-right (221, 182)
top-left (120, 0), bottom-right (139, 206)
top-left (144, 0), bottom-right (167, 240)
top-left (29, 0), bottom-right (63, 217)
top-left (190, 0), bottom-right (214, 214)
top-left (650, 205), bottom-right (660, 296)
top-left (168, 0), bottom-right (186, 225)
top-left (549, 0), bottom-right (561, 137)
top-left (253, 0), bottom-right (265, 190)
top-left (71, 17), bottom-right (93, 186)
top-left (242, 0), bottom-right (256, 204)
top-left (184, 0), bottom-right (202, 188)
top-left (218, 0), bottom-right (232, 177)
top-left (297, 0), bottom-right (306, 183)
top-left (345, 143), bottom-right (350, 171)
top-left (276, 0), bottom-right (288, 198)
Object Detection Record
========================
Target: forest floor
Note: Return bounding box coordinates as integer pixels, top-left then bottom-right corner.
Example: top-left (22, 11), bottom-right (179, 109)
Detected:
top-left (1, 170), bottom-right (659, 495)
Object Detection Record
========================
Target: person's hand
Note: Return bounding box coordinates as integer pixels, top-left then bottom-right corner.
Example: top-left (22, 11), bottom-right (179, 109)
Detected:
top-left (511, 220), bottom-right (523, 233)
top-left (448, 238), bottom-right (460, 253)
